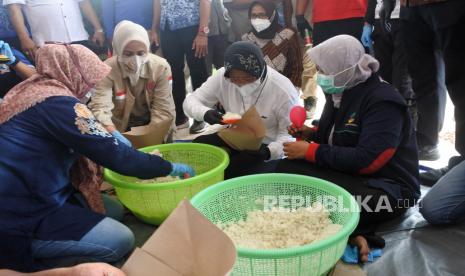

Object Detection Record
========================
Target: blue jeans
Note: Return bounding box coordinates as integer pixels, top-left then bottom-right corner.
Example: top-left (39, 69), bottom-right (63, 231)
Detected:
top-left (420, 160), bottom-right (465, 225)
top-left (31, 217), bottom-right (134, 267)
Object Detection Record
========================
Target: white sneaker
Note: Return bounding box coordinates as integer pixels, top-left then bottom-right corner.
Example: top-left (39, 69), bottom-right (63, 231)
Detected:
top-left (176, 119), bottom-right (190, 130)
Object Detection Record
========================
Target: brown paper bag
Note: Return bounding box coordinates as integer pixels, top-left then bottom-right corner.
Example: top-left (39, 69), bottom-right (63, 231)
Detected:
top-left (122, 119), bottom-right (172, 149)
top-left (218, 106), bottom-right (266, 151)
top-left (328, 261), bottom-right (366, 276)
top-left (122, 200), bottom-right (237, 276)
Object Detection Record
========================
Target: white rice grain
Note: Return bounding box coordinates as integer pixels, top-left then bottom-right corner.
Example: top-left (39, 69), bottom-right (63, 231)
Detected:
top-left (217, 202), bottom-right (342, 249)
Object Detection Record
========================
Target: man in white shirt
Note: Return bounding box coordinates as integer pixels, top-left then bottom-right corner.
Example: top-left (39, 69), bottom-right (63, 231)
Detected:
top-left (183, 42), bottom-right (298, 178)
top-left (4, 0), bottom-right (105, 58)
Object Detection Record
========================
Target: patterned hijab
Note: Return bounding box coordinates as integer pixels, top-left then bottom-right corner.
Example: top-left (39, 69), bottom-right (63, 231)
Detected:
top-left (0, 44), bottom-right (111, 124)
top-left (224, 41), bottom-right (267, 80)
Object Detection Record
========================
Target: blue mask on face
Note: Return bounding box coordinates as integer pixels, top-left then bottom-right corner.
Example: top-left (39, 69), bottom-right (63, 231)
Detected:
top-left (316, 65), bottom-right (357, 94)
top-left (316, 74), bottom-right (345, 94)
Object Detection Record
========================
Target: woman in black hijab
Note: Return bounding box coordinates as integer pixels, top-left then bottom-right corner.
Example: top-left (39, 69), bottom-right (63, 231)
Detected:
top-left (242, 1), bottom-right (303, 89)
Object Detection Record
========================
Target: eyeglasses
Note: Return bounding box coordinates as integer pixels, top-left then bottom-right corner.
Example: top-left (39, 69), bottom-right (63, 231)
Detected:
top-left (225, 76), bottom-right (258, 86)
top-left (251, 11), bottom-right (276, 20)
top-left (250, 13), bottom-right (269, 19)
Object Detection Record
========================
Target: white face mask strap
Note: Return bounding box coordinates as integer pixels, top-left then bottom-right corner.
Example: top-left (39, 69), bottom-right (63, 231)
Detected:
top-left (332, 64), bottom-right (356, 77)
top-left (322, 64), bottom-right (357, 88)
top-left (339, 64), bottom-right (357, 87)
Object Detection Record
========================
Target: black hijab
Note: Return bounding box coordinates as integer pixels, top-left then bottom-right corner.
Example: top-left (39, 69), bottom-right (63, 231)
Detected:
top-left (248, 1), bottom-right (281, 40)
top-left (224, 41), bottom-right (267, 80)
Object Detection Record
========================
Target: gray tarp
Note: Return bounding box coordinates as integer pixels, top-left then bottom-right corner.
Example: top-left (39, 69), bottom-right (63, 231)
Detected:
top-left (364, 186), bottom-right (465, 276)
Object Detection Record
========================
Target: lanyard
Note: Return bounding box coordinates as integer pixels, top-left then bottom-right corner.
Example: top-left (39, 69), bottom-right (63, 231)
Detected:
top-left (240, 72), bottom-right (268, 113)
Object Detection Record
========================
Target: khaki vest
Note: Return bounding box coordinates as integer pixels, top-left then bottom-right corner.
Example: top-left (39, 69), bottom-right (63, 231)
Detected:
top-left (90, 54), bottom-right (175, 132)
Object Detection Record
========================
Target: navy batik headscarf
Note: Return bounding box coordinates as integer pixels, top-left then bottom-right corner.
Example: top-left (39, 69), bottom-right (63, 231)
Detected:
top-left (224, 41), bottom-right (267, 80)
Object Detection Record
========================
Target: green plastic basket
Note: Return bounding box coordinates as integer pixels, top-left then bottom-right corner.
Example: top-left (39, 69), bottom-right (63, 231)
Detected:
top-left (190, 173), bottom-right (360, 276)
top-left (104, 143), bottom-right (229, 225)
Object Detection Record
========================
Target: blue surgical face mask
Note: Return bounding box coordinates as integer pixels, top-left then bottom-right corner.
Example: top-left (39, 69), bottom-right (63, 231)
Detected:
top-left (316, 74), bottom-right (345, 94)
top-left (316, 65), bottom-right (356, 94)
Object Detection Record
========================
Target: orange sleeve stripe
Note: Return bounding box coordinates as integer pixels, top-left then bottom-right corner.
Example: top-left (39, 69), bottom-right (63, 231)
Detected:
top-left (305, 143), bottom-right (320, 163)
top-left (359, 148), bottom-right (396, 175)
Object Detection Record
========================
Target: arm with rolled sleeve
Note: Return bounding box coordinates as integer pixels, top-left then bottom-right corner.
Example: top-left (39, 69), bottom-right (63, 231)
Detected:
top-left (37, 97), bottom-right (172, 179)
top-left (308, 102), bottom-right (404, 175)
top-left (268, 100), bottom-right (294, 160)
top-left (5, 1), bottom-right (36, 57)
top-left (183, 71), bottom-right (223, 121)
top-left (79, 0), bottom-right (105, 45)
top-left (8, 48), bottom-right (36, 79)
top-left (5, 2), bottom-right (28, 39)
top-left (88, 75), bottom-right (116, 128)
top-left (149, 62), bottom-right (176, 125)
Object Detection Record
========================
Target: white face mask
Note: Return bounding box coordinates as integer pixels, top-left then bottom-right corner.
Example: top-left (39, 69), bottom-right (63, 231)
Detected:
top-left (120, 55), bottom-right (147, 73)
top-left (119, 54), bottom-right (148, 86)
top-left (251, 18), bottom-right (271, 33)
top-left (237, 79), bottom-right (261, 97)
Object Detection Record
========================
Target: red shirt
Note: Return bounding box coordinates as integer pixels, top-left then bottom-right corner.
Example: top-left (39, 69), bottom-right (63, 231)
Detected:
top-left (312, 0), bottom-right (368, 23)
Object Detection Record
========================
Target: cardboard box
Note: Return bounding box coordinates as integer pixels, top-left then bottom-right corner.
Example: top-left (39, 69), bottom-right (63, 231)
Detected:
top-left (122, 200), bottom-right (237, 276)
top-left (122, 119), bottom-right (172, 149)
top-left (218, 106), bottom-right (266, 151)
top-left (328, 261), bottom-right (366, 276)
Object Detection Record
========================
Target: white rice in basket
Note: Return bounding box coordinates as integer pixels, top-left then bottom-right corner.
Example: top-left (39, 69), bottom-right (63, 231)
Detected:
top-left (137, 149), bottom-right (181, 183)
top-left (217, 202), bottom-right (342, 249)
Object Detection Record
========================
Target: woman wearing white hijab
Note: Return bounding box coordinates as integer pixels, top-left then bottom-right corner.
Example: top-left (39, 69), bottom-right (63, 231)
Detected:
top-left (89, 20), bottom-right (176, 146)
top-left (275, 35), bottom-right (420, 262)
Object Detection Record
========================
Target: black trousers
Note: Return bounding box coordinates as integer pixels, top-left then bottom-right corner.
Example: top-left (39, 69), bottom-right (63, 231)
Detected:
top-left (161, 25), bottom-right (209, 124)
top-left (372, 20), bottom-right (446, 133)
top-left (193, 133), bottom-right (276, 179)
top-left (1, 37), bottom-right (21, 52)
top-left (401, 5), bottom-right (465, 154)
top-left (273, 159), bottom-right (410, 236)
top-left (72, 40), bottom-right (107, 59)
top-left (0, 72), bottom-right (22, 98)
top-left (391, 22), bottom-right (447, 147)
top-left (372, 20), bottom-right (414, 101)
top-left (206, 34), bottom-right (230, 76)
top-left (312, 17), bottom-right (364, 47)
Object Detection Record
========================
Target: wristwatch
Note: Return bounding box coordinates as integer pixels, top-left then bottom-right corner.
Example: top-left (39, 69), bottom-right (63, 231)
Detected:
top-left (198, 26), bottom-right (210, 36)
